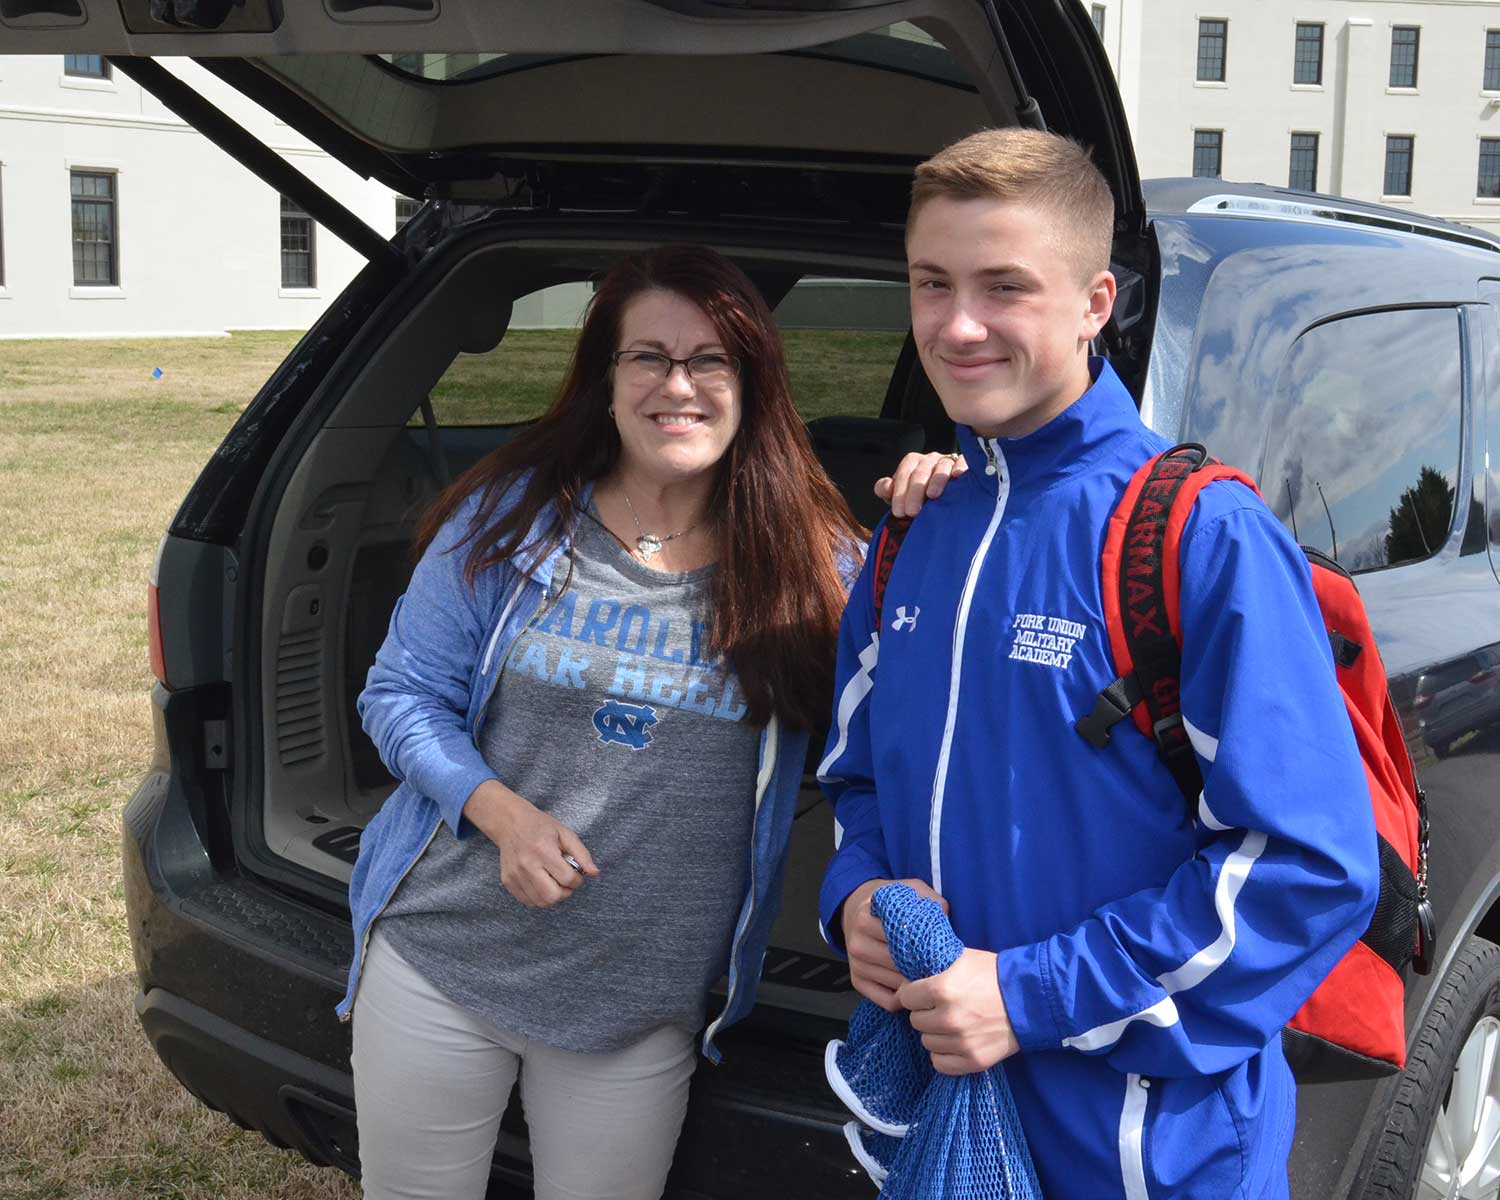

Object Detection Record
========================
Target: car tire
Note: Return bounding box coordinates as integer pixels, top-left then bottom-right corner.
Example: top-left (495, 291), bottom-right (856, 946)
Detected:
top-left (1359, 936), bottom-right (1500, 1200)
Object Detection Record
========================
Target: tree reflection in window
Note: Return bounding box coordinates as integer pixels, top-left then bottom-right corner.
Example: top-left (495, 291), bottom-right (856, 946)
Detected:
top-left (1264, 308), bottom-right (1460, 572)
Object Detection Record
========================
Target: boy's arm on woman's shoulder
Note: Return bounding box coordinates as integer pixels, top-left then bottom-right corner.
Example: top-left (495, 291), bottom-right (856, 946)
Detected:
top-left (994, 481), bottom-right (1380, 1077)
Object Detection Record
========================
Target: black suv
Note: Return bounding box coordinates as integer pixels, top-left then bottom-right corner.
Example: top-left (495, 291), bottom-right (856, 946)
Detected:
top-left (8, 3), bottom-right (1500, 1197)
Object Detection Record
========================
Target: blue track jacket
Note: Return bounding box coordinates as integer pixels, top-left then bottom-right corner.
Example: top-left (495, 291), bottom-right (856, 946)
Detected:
top-left (818, 361), bottom-right (1379, 1199)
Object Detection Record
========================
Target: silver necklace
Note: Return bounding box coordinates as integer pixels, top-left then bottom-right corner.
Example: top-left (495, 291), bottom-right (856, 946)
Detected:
top-left (621, 491), bottom-right (697, 562)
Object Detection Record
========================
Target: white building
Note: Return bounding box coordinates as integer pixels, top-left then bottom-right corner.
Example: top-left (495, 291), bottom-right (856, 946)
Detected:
top-left (0, 54), bottom-right (399, 339)
top-left (1090, 0), bottom-right (1500, 234)
top-left (5, 10), bottom-right (1500, 338)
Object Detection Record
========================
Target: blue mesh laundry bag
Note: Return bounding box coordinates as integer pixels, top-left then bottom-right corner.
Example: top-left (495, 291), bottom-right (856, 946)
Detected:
top-left (830, 883), bottom-right (1044, 1199)
top-left (844, 1120), bottom-right (902, 1186)
top-left (826, 979), bottom-right (931, 1134)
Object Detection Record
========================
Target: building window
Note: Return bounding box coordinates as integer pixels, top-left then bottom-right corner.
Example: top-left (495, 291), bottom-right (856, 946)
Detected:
top-left (1091, 5), bottom-right (1106, 38)
top-left (1384, 136), bottom-right (1414, 196)
top-left (1480, 140), bottom-right (1500, 198)
top-left (1293, 23), bottom-right (1323, 85)
top-left (1193, 130), bottom-right (1223, 179)
top-left (63, 54), bottom-right (109, 79)
top-left (279, 195), bottom-right (315, 288)
top-left (70, 171), bottom-right (118, 286)
top-left (394, 197), bottom-right (421, 232)
top-left (1197, 19), bottom-right (1227, 81)
top-left (1389, 26), bottom-right (1419, 88)
top-left (1485, 31), bottom-right (1500, 91)
top-left (1289, 133), bottom-right (1319, 191)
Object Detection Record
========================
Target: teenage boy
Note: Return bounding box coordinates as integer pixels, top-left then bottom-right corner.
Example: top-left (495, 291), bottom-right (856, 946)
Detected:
top-left (818, 129), bottom-right (1379, 1199)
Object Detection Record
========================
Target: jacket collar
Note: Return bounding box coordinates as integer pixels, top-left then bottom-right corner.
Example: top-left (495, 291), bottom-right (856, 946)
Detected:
top-left (955, 358), bottom-right (1142, 494)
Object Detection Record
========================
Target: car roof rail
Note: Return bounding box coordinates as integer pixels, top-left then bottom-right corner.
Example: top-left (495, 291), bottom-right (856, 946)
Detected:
top-left (1185, 192), bottom-right (1500, 256)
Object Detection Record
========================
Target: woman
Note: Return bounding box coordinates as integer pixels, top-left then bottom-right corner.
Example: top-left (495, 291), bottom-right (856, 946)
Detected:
top-left (339, 244), bottom-right (957, 1200)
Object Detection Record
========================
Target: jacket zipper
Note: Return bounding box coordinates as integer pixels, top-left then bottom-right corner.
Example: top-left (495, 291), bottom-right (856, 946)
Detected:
top-left (701, 712), bottom-right (780, 1056)
top-left (928, 437), bottom-right (1009, 895)
top-left (341, 561), bottom-right (570, 1023)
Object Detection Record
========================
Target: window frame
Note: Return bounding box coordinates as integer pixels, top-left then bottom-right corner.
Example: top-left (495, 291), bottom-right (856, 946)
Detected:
top-left (1289, 132), bottom-right (1319, 191)
top-left (1293, 22), bottom-right (1324, 85)
top-left (1389, 25), bottom-right (1420, 89)
top-left (1479, 139), bottom-right (1500, 199)
top-left (1486, 30), bottom-right (1500, 91)
top-left (279, 194), bottom-right (317, 290)
top-left (63, 54), bottom-right (110, 80)
top-left (1197, 18), bottom-right (1228, 82)
top-left (1384, 134), bottom-right (1415, 197)
top-left (1192, 129), bottom-right (1223, 179)
top-left (1091, 4), bottom-right (1106, 39)
top-left (69, 169), bottom-right (119, 288)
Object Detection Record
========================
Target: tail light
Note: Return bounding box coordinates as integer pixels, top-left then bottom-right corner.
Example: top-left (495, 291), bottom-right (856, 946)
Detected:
top-left (148, 536), bottom-right (169, 688)
top-left (148, 583), bottom-right (169, 688)
top-left (1470, 669), bottom-right (1495, 685)
top-left (1413, 693), bottom-right (1432, 711)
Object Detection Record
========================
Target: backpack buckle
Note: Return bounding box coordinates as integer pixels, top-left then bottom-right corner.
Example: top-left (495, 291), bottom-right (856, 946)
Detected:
top-left (1075, 675), bottom-right (1142, 749)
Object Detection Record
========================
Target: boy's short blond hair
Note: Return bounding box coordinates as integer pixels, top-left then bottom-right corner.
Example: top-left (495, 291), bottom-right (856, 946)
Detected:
top-left (910, 128), bottom-right (1116, 280)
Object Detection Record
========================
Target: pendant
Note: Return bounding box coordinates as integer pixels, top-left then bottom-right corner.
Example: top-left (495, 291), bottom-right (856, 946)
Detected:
top-left (636, 534), bottom-right (664, 561)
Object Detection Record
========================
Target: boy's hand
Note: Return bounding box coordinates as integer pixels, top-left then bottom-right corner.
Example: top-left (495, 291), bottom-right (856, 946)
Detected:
top-left (899, 948), bottom-right (1020, 1075)
top-left (841, 877), bottom-right (949, 1012)
top-left (875, 451), bottom-right (966, 519)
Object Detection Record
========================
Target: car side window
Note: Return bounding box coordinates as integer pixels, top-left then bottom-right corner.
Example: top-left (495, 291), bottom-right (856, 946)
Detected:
top-left (1261, 307), bottom-right (1463, 573)
top-left (416, 276), bottom-right (908, 428)
top-left (416, 283), bottom-right (592, 427)
top-left (772, 278), bottom-right (908, 422)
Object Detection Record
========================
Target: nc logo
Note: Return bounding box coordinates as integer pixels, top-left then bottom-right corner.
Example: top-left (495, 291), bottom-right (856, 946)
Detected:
top-left (593, 700), bottom-right (658, 750)
top-left (890, 606), bottom-right (920, 632)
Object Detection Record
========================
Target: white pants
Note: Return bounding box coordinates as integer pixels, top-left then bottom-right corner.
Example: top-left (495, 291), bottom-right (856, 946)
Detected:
top-left (351, 928), bottom-right (697, 1200)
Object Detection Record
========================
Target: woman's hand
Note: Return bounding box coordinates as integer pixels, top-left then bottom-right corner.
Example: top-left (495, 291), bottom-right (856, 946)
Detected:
top-left (875, 451), bottom-right (967, 518)
top-left (462, 780), bottom-right (600, 908)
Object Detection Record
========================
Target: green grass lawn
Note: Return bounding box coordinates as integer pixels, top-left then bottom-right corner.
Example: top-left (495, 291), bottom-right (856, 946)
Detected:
top-left (0, 323), bottom-right (904, 1200)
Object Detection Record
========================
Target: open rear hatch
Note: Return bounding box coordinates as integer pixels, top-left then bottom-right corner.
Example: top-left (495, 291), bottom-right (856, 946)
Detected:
top-left (0, 0), bottom-right (1144, 238)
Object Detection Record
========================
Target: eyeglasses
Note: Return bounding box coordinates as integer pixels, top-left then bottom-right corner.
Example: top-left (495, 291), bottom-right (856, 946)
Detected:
top-left (611, 350), bottom-right (741, 385)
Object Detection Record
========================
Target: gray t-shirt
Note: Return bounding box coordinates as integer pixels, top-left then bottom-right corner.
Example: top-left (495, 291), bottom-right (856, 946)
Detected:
top-left (379, 510), bottom-right (761, 1052)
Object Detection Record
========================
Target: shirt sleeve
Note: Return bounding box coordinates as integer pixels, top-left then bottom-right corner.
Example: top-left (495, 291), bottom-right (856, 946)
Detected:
top-left (357, 498), bottom-right (505, 839)
top-left (993, 483), bottom-right (1381, 1077)
top-left (817, 527), bottom-right (894, 956)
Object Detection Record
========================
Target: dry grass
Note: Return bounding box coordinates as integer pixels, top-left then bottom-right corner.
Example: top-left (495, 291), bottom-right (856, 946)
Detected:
top-left (0, 324), bottom-right (905, 1199)
top-left (0, 330), bottom-right (358, 1200)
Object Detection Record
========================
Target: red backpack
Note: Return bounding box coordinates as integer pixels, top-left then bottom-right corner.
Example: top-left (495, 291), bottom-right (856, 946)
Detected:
top-left (870, 443), bottom-right (1434, 1083)
top-left (1075, 443), bottom-right (1433, 1081)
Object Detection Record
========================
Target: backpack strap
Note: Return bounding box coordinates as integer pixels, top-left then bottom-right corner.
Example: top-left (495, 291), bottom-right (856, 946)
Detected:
top-left (1075, 444), bottom-right (1260, 807)
top-left (870, 515), bottom-right (914, 632)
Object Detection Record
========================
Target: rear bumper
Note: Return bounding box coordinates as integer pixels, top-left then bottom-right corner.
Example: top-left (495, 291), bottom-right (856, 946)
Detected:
top-left (124, 766), bottom-right (873, 1197)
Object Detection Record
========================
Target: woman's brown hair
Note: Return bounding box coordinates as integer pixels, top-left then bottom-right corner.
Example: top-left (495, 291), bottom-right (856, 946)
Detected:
top-left (415, 244), bottom-right (864, 731)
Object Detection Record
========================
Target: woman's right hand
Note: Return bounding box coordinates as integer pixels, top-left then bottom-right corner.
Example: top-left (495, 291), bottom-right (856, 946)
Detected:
top-left (462, 780), bottom-right (600, 908)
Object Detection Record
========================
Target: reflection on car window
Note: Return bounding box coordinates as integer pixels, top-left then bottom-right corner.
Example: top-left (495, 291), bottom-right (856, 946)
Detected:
top-left (375, 24), bottom-right (969, 88)
top-left (1262, 307), bottom-right (1461, 572)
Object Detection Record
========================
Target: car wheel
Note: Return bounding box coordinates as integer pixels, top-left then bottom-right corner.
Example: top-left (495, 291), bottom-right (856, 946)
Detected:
top-left (1362, 936), bottom-right (1500, 1200)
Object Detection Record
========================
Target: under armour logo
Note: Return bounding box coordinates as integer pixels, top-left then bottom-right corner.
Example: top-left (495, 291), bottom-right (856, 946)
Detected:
top-left (592, 700), bottom-right (658, 750)
top-left (890, 606), bottom-right (920, 632)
